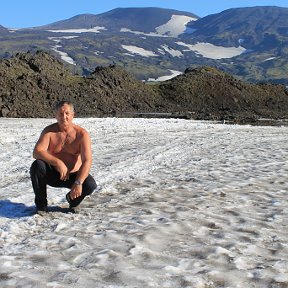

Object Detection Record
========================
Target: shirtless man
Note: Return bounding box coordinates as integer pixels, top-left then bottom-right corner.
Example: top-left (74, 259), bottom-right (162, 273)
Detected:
top-left (30, 101), bottom-right (97, 214)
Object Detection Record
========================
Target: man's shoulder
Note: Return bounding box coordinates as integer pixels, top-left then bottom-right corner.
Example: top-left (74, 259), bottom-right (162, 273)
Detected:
top-left (42, 123), bottom-right (58, 133)
top-left (74, 124), bottom-right (88, 134)
top-left (73, 124), bottom-right (90, 140)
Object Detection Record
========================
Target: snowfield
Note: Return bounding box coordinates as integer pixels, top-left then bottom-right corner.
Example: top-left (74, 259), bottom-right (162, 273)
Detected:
top-left (47, 26), bottom-right (106, 33)
top-left (122, 45), bottom-right (158, 57)
top-left (147, 69), bottom-right (182, 82)
top-left (49, 37), bottom-right (77, 65)
top-left (176, 42), bottom-right (246, 59)
top-left (0, 117), bottom-right (288, 288)
top-left (155, 15), bottom-right (198, 37)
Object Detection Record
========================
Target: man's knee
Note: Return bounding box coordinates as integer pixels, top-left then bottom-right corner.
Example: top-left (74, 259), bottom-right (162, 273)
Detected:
top-left (30, 159), bottom-right (47, 176)
top-left (84, 175), bottom-right (97, 195)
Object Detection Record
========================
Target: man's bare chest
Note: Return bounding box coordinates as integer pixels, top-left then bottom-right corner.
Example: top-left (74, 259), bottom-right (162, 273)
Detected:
top-left (49, 133), bottom-right (80, 155)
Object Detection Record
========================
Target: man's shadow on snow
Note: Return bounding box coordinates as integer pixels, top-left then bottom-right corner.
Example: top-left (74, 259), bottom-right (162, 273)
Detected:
top-left (0, 200), bottom-right (35, 218)
top-left (0, 200), bottom-right (71, 218)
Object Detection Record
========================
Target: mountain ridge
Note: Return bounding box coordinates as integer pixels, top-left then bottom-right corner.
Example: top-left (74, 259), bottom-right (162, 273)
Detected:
top-left (0, 6), bottom-right (288, 84)
top-left (28, 7), bottom-right (199, 32)
top-left (186, 6), bottom-right (288, 47)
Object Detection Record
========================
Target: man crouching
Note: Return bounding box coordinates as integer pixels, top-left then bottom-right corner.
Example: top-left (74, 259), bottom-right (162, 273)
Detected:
top-left (30, 100), bottom-right (97, 214)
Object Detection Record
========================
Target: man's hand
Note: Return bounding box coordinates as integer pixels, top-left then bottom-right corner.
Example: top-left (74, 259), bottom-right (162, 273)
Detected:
top-left (69, 184), bottom-right (82, 200)
top-left (55, 160), bottom-right (69, 181)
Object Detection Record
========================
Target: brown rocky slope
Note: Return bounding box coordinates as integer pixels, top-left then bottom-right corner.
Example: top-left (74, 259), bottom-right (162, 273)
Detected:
top-left (0, 51), bottom-right (288, 122)
top-left (0, 51), bottom-right (163, 118)
top-left (157, 66), bottom-right (288, 122)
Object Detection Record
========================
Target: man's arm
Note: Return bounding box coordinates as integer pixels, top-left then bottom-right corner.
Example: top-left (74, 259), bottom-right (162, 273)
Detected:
top-left (76, 130), bottom-right (92, 183)
top-left (33, 128), bottom-right (69, 180)
top-left (69, 129), bottom-right (93, 200)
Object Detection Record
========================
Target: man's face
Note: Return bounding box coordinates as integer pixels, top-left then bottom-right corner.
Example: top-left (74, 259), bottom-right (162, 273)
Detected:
top-left (55, 104), bottom-right (74, 126)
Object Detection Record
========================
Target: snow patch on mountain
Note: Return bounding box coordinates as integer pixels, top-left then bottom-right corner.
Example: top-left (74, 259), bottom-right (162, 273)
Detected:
top-left (122, 45), bottom-right (158, 57)
top-left (49, 37), bottom-right (76, 65)
top-left (156, 15), bottom-right (197, 37)
top-left (47, 26), bottom-right (106, 33)
top-left (263, 57), bottom-right (277, 62)
top-left (120, 14), bottom-right (197, 38)
top-left (48, 36), bottom-right (79, 40)
top-left (159, 45), bottom-right (183, 57)
top-left (184, 27), bottom-right (197, 34)
top-left (94, 51), bottom-right (104, 56)
top-left (51, 47), bottom-right (76, 65)
top-left (147, 70), bottom-right (182, 82)
top-left (120, 28), bottom-right (169, 38)
top-left (122, 44), bottom-right (183, 59)
top-left (177, 42), bottom-right (246, 59)
top-left (8, 28), bottom-right (19, 33)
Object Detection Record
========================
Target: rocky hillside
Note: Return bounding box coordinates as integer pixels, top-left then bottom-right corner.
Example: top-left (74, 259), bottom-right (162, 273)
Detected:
top-left (0, 51), bottom-right (288, 122)
top-left (0, 51), bottom-right (163, 118)
top-left (157, 66), bottom-right (288, 121)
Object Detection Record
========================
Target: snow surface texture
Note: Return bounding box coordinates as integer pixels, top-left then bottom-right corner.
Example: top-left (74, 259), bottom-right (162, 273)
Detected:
top-left (0, 118), bottom-right (288, 288)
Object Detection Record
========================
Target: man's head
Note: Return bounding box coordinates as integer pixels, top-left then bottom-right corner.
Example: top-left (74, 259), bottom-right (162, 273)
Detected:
top-left (54, 101), bottom-right (74, 113)
top-left (54, 101), bottom-right (75, 127)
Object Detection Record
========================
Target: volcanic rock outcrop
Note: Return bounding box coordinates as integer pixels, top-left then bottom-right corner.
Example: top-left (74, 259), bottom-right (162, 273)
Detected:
top-left (1, 51), bottom-right (288, 122)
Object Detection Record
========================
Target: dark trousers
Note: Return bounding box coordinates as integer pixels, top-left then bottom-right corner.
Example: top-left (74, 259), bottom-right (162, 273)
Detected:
top-left (30, 159), bottom-right (97, 209)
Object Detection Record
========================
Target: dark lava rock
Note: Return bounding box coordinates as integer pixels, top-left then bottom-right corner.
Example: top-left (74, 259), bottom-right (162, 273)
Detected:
top-left (157, 66), bottom-right (288, 122)
top-left (1, 51), bottom-right (288, 122)
top-left (0, 51), bottom-right (162, 118)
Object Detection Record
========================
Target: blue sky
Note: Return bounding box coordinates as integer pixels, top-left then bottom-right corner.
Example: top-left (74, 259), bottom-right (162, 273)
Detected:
top-left (1, 0), bottom-right (288, 28)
